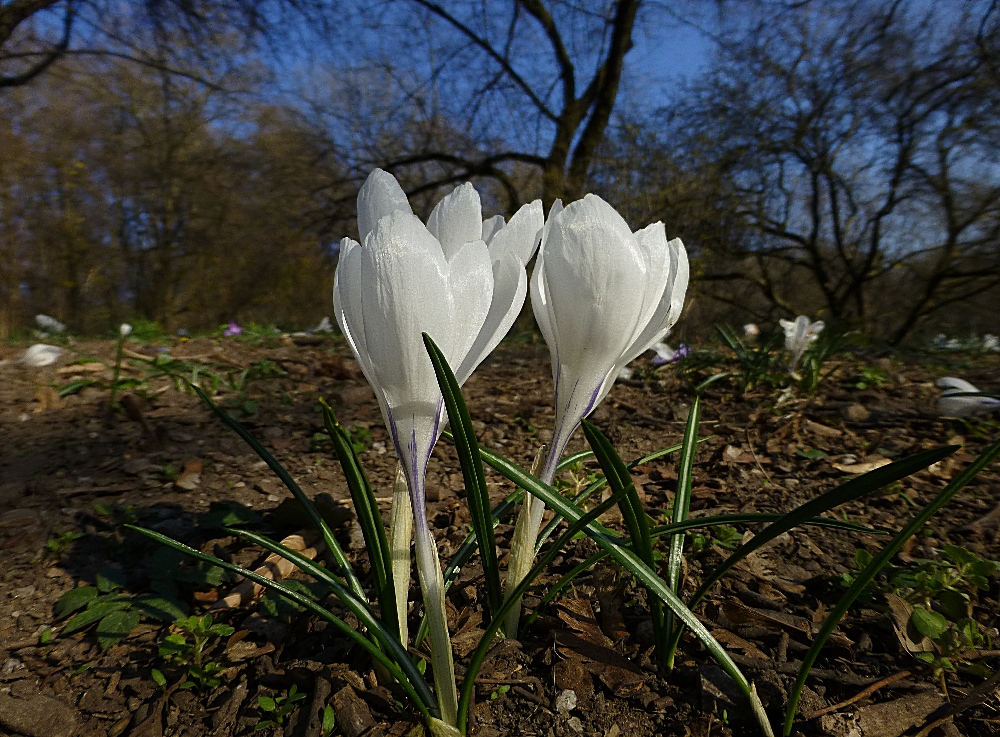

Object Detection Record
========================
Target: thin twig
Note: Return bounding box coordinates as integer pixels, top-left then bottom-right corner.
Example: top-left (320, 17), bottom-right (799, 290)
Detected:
top-left (803, 669), bottom-right (912, 719)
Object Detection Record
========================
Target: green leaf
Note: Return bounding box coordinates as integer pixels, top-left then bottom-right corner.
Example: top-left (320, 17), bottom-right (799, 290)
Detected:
top-left (797, 449), bottom-right (828, 460)
top-left (96, 568), bottom-right (127, 592)
top-left (423, 333), bottom-right (503, 621)
top-left (258, 696), bottom-right (276, 712)
top-left (132, 594), bottom-right (187, 622)
top-left (663, 397), bottom-right (701, 670)
top-left (60, 598), bottom-right (131, 635)
top-left (190, 386), bottom-right (365, 602)
top-left (581, 419), bottom-right (664, 668)
top-left (150, 669), bottom-right (167, 688)
top-left (937, 589), bottom-right (969, 621)
top-left (318, 398), bottom-right (397, 642)
top-left (910, 607), bottom-right (948, 640)
top-left (54, 586), bottom-right (98, 620)
top-left (322, 704), bottom-right (336, 735)
top-left (96, 609), bottom-right (141, 650)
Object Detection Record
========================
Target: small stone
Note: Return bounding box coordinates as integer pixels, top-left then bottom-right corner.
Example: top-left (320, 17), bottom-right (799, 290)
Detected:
top-left (567, 717), bottom-right (584, 734)
top-left (842, 403), bottom-right (870, 422)
top-left (554, 689), bottom-right (577, 714)
top-left (0, 693), bottom-right (80, 737)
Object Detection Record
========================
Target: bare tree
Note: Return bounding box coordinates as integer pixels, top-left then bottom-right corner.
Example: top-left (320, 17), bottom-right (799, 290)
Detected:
top-left (309, 0), bottom-right (647, 210)
top-left (674, 0), bottom-right (1000, 341)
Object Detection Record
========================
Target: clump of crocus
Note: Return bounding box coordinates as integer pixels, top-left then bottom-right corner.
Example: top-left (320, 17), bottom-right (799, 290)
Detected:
top-left (504, 194), bottom-right (688, 634)
top-left (223, 322), bottom-right (242, 337)
top-left (779, 315), bottom-right (824, 372)
top-left (334, 169), bottom-right (542, 728)
top-left (18, 344), bottom-right (62, 367)
top-left (743, 322), bottom-right (760, 339)
top-left (35, 314), bottom-right (67, 334)
top-left (937, 377), bottom-right (1000, 417)
top-left (651, 341), bottom-right (690, 365)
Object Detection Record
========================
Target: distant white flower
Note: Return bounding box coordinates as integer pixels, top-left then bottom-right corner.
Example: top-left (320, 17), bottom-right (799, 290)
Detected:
top-left (779, 315), bottom-right (824, 372)
top-left (617, 366), bottom-right (634, 381)
top-left (743, 323), bottom-right (760, 338)
top-left (314, 316), bottom-right (334, 333)
top-left (18, 344), bottom-right (62, 367)
top-left (35, 314), bottom-right (66, 333)
top-left (120, 323), bottom-right (132, 337)
top-left (946, 338), bottom-right (962, 351)
top-left (982, 334), bottom-right (999, 352)
top-left (936, 377), bottom-right (1000, 417)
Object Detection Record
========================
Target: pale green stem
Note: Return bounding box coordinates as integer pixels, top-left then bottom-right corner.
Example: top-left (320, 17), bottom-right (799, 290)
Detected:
top-left (414, 522), bottom-right (458, 726)
top-left (501, 447), bottom-right (547, 637)
top-left (388, 462), bottom-right (412, 647)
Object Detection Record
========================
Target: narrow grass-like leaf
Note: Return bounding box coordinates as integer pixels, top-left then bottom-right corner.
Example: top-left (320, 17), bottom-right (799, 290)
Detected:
top-left (581, 419), bottom-right (664, 666)
top-left (319, 398), bottom-right (398, 641)
top-left (663, 396), bottom-right (701, 668)
top-left (471, 449), bottom-right (764, 728)
top-left (126, 524), bottom-right (437, 718)
top-left (664, 444), bottom-right (959, 663)
top-left (782, 438), bottom-right (1000, 736)
top-left (458, 488), bottom-right (629, 733)
top-left (524, 513), bottom-right (884, 629)
top-left (191, 386), bottom-right (365, 601)
top-left (423, 333), bottom-right (502, 622)
top-left (555, 449), bottom-right (594, 472)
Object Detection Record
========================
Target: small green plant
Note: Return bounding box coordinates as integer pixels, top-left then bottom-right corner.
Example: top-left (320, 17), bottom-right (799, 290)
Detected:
top-left (45, 530), bottom-right (84, 558)
top-left (842, 544), bottom-right (998, 679)
top-left (686, 524), bottom-right (743, 557)
top-left (855, 365), bottom-right (889, 390)
top-left (715, 324), bottom-right (786, 393)
top-left (158, 613), bottom-right (235, 692)
top-left (53, 568), bottom-right (185, 650)
top-left (489, 684), bottom-right (511, 700)
top-left (256, 684), bottom-right (307, 731)
top-left (796, 329), bottom-right (859, 394)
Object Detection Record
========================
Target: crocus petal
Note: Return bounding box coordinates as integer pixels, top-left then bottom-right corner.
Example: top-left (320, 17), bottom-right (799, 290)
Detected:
top-left (482, 214), bottom-right (505, 244)
top-left (542, 196), bottom-right (646, 389)
top-left (444, 239), bottom-right (494, 373)
top-left (426, 182), bottom-right (482, 260)
top-left (530, 200), bottom-right (563, 380)
top-left (486, 200), bottom-right (544, 265)
top-left (937, 377), bottom-right (979, 393)
top-left (455, 253), bottom-right (527, 385)
top-left (360, 211), bottom-right (453, 413)
top-left (357, 169), bottom-right (412, 245)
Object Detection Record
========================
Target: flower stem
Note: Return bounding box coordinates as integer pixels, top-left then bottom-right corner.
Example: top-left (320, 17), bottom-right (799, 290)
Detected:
top-left (501, 445), bottom-right (552, 637)
top-left (414, 520), bottom-right (458, 726)
top-left (389, 462), bottom-right (412, 647)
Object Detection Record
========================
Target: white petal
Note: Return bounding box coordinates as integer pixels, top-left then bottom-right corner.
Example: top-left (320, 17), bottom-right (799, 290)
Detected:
top-left (937, 377), bottom-right (979, 393)
top-left (456, 253), bottom-right (528, 384)
top-left (444, 239), bottom-right (494, 372)
top-left (530, 199), bottom-right (563, 381)
top-left (938, 395), bottom-right (1000, 417)
top-left (487, 200), bottom-right (544, 265)
top-left (542, 194), bottom-right (647, 405)
top-left (426, 182), bottom-right (482, 260)
top-left (482, 214), bottom-right (505, 244)
top-left (360, 211), bottom-right (452, 412)
top-left (334, 238), bottom-right (383, 400)
top-left (357, 169), bottom-right (412, 245)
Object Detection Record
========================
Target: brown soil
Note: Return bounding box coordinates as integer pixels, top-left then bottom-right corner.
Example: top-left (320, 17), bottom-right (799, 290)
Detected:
top-left (0, 336), bottom-right (998, 737)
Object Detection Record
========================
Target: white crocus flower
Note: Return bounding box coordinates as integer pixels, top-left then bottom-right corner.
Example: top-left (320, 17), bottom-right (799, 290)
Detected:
top-left (744, 322), bottom-right (760, 339)
top-left (334, 169), bottom-right (541, 728)
top-left (937, 377), bottom-right (1000, 417)
top-left (779, 315), bottom-right (824, 372)
top-left (504, 194), bottom-right (688, 634)
top-left (120, 323), bottom-right (132, 337)
top-left (18, 344), bottom-right (62, 367)
top-left (35, 314), bottom-right (66, 333)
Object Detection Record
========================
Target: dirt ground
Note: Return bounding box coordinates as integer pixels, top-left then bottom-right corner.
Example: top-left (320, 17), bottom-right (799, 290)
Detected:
top-left (0, 335), bottom-right (998, 737)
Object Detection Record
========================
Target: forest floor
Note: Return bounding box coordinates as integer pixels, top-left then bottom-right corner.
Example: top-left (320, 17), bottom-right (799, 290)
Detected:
top-left (0, 335), bottom-right (998, 737)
